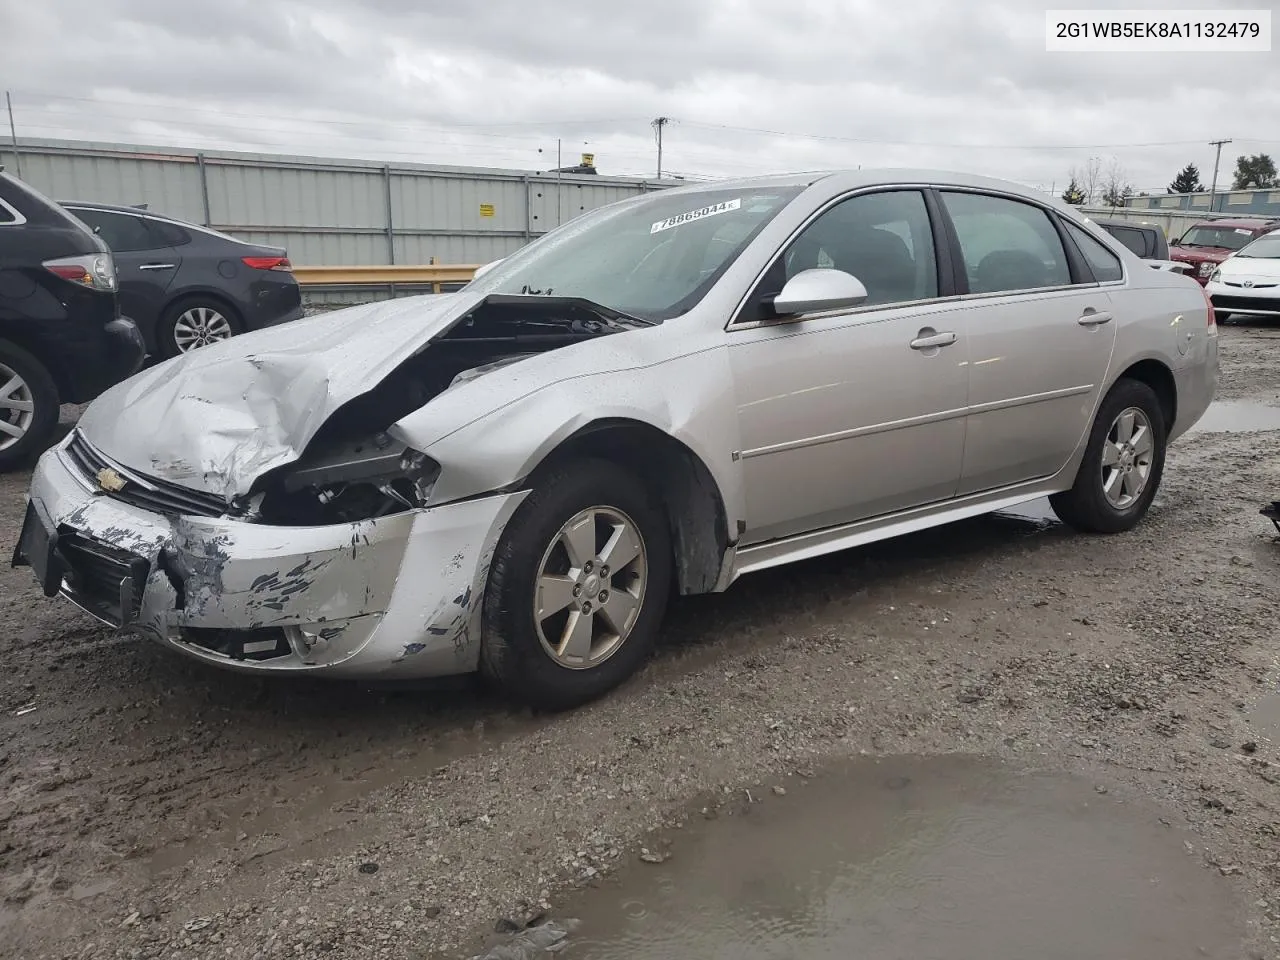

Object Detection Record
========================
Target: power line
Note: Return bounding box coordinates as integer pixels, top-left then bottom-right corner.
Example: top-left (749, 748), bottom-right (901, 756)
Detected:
top-left (673, 118), bottom-right (1277, 152)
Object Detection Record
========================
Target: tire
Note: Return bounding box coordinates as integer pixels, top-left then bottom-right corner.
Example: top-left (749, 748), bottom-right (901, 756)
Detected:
top-left (1050, 378), bottom-right (1167, 535)
top-left (0, 339), bottom-right (60, 473)
top-left (157, 297), bottom-right (243, 358)
top-left (1214, 310), bottom-right (1232, 324)
top-left (479, 457), bottom-right (673, 711)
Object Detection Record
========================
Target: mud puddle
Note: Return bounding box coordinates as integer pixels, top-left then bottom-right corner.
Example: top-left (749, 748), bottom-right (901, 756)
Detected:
top-left (1251, 692), bottom-right (1280, 743)
top-left (1189, 400), bottom-right (1280, 433)
top-left (557, 755), bottom-right (1242, 960)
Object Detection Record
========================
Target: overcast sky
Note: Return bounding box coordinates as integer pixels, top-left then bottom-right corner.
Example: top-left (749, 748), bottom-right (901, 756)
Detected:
top-left (3, 0), bottom-right (1277, 194)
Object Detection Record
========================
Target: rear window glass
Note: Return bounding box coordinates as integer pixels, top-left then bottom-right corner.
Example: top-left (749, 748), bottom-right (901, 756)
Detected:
top-left (1104, 225), bottom-right (1147, 257)
top-left (0, 197), bottom-right (20, 224)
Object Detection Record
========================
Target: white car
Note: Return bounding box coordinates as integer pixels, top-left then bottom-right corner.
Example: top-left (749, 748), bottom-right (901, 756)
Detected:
top-left (1206, 229), bottom-right (1280, 320)
top-left (13, 170), bottom-right (1219, 710)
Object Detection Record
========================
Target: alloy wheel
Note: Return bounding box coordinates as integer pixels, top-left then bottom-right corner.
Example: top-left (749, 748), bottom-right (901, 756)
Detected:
top-left (173, 306), bottom-right (234, 352)
top-left (0, 362), bottom-right (35, 453)
top-left (1101, 406), bottom-right (1155, 509)
top-left (533, 506), bottom-right (648, 669)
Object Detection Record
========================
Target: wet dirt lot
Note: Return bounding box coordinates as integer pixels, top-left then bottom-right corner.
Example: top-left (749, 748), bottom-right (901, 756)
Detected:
top-left (3, 324), bottom-right (1280, 959)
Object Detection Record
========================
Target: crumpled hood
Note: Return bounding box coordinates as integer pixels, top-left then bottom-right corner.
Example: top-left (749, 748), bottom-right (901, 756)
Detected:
top-left (78, 292), bottom-right (480, 499)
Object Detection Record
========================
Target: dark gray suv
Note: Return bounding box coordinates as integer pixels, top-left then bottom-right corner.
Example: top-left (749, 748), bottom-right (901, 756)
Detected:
top-left (60, 202), bottom-right (305, 358)
top-left (0, 172), bottom-right (144, 471)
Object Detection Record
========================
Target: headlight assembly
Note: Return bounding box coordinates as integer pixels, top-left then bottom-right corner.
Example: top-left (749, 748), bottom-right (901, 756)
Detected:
top-left (259, 432), bottom-right (440, 525)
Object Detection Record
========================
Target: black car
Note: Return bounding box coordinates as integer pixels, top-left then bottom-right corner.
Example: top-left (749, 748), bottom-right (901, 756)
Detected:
top-left (59, 201), bottom-right (305, 358)
top-left (1094, 219), bottom-right (1170, 261)
top-left (0, 171), bottom-right (145, 471)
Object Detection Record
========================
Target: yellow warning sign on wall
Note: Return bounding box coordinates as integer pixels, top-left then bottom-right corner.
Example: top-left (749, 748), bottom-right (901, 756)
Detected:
top-left (479, 203), bottom-right (495, 217)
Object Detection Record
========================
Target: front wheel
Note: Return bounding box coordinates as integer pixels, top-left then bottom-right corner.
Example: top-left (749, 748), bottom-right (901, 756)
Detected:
top-left (479, 458), bottom-right (672, 710)
top-left (1050, 378), bottom-right (1167, 534)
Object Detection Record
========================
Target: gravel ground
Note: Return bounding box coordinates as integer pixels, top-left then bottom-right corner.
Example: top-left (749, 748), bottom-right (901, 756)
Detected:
top-left (4, 324), bottom-right (1280, 959)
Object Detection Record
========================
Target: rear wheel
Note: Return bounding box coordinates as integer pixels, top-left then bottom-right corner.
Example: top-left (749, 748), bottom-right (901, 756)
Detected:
top-left (479, 458), bottom-right (672, 710)
top-left (158, 297), bottom-right (243, 357)
top-left (1050, 378), bottom-right (1167, 534)
top-left (0, 339), bottom-right (60, 472)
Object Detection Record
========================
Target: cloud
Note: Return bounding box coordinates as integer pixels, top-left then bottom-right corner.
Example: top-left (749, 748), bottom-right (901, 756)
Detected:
top-left (3, 0), bottom-right (1278, 192)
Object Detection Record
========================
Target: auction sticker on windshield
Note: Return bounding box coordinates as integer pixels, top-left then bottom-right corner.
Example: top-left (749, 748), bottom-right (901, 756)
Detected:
top-left (651, 198), bottom-right (742, 234)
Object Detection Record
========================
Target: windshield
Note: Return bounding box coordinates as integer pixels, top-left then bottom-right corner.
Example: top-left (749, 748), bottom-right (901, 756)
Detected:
top-left (465, 185), bottom-right (806, 320)
top-left (1177, 225), bottom-right (1259, 251)
top-left (1238, 233), bottom-right (1280, 259)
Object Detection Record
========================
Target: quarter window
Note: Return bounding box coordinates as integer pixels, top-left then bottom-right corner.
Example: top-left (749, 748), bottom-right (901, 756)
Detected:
top-left (940, 191), bottom-right (1071, 294)
top-left (771, 189), bottom-right (939, 309)
top-left (1065, 222), bottom-right (1124, 282)
top-left (68, 209), bottom-right (158, 252)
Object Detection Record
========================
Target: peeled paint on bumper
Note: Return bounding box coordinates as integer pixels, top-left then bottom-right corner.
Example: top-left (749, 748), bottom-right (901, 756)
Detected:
top-left (29, 446), bottom-right (529, 677)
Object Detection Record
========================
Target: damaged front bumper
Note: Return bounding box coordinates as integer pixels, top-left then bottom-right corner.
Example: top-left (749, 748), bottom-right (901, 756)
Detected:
top-left (12, 438), bottom-right (527, 678)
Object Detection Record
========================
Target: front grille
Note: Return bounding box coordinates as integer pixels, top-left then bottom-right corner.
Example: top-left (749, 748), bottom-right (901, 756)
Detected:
top-left (60, 534), bottom-right (149, 626)
top-left (1224, 281), bottom-right (1278, 289)
top-left (64, 430), bottom-right (228, 518)
top-left (1210, 294), bottom-right (1280, 314)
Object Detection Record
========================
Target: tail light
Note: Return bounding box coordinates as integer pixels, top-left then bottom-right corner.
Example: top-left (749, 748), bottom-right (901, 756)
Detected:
top-left (43, 253), bottom-right (117, 292)
top-left (1201, 284), bottom-right (1217, 329)
top-left (242, 256), bottom-right (292, 272)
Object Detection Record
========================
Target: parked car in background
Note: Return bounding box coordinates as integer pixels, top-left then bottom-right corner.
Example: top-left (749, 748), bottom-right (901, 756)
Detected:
top-left (0, 171), bottom-right (144, 471)
top-left (1093, 219), bottom-right (1190, 275)
top-left (1205, 228), bottom-right (1280, 322)
top-left (1169, 217), bottom-right (1280, 285)
top-left (15, 170), bottom-right (1218, 709)
top-left (59, 202), bottom-right (304, 358)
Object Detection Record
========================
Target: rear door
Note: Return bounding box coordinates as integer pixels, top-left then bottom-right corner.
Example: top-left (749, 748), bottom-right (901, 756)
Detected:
top-left (67, 208), bottom-right (181, 330)
top-left (934, 189), bottom-right (1118, 496)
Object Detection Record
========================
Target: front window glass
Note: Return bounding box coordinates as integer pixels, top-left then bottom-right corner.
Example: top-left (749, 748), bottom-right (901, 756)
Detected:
top-left (1177, 225), bottom-right (1258, 251)
top-left (1237, 233), bottom-right (1280, 259)
top-left (464, 185), bottom-right (805, 321)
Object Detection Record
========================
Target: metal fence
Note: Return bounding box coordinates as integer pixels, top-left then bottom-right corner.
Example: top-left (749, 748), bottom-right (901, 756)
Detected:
top-left (5, 137), bottom-right (667, 269)
top-left (1077, 204), bottom-right (1276, 239)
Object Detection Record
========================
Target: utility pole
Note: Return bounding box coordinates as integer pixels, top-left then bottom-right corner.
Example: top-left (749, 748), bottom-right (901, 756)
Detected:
top-left (5, 91), bottom-right (21, 179)
top-left (651, 117), bottom-right (670, 180)
top-left (1208, 138), bottom-right (1231, 213)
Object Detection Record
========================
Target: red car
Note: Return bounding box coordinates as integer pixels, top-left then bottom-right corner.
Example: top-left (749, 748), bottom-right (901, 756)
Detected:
top-left (1170, 217), bottom-right (1280, 285)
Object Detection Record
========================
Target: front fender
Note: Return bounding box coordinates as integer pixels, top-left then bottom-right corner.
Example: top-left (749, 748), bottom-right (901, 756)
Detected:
top-left (391, 348), bottom-right (745, 527)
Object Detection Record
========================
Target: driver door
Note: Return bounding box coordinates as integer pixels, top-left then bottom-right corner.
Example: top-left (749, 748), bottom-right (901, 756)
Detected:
top-left (727, 188), bottom-right (971, 545)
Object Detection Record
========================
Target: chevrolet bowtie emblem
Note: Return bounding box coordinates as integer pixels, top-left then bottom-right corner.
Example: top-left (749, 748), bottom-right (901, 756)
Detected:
top-left (95, 467), bottom-right (127, 493)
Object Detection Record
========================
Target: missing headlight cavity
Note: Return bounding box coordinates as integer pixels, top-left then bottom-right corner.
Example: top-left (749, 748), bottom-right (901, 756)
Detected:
top-left (252, 295), bottom-right (648, 526)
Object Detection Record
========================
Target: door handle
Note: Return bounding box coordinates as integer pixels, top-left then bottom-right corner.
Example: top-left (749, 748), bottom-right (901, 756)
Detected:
top-left (1077, 311), bottom-right (1112, 327)
top-left (909, 331), bottom-right (958, 350)
top-left (138, 263), bottom-right (176, 271)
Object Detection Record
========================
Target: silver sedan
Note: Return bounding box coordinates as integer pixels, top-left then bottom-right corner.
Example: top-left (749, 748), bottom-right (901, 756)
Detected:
top-left (13, 170), bottom-right (1219, 709)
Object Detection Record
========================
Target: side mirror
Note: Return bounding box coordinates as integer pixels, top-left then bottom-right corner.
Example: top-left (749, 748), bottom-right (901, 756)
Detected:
top-left (771, 268), bottom-right (868, 316)
top-left (471, 258), bottom-right (504, 282)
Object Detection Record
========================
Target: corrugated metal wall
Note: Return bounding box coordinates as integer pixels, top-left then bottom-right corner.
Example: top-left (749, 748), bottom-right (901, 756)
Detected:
top-left (6, 138), bottom-right (667, 270)
top-left (1127, 187), bottom-right (1280, 216)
